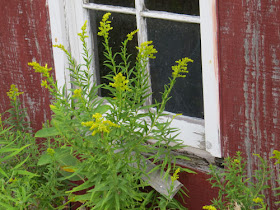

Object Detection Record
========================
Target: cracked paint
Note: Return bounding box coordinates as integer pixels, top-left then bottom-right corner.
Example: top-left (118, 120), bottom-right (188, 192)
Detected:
top-left (219, 0), bottom-right (280, 208)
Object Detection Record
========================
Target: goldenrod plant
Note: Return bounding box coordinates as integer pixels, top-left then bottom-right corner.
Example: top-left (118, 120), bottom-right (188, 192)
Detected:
top-left (27, 13), bottom-right (195, 209)
top-left (271, 150), bottom-right (280, 206)
top-left (4, 84), bottom-right (30, 131)
top-left (205, 151), bottom-right (271, 210)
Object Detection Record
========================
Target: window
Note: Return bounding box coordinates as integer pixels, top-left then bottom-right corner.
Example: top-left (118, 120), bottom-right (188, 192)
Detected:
top-left (47, 0), bottom-right (221, 157)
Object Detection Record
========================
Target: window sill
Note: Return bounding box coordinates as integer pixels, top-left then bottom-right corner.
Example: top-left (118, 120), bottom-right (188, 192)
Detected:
top-left (145, 140), bottom-right (220, 173)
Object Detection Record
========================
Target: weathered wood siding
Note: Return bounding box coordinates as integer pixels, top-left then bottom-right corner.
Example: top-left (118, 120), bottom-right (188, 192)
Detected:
top-left (0, 0), bottom-right (54, 131)
top-left (218, 0), bottom-right (280, 207)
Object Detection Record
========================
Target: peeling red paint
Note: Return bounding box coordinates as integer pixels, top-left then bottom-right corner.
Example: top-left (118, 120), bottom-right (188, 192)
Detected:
top-left (218, 0), bottom-right (280, 208)
top-left (0, 0), bottom-right (54, 131)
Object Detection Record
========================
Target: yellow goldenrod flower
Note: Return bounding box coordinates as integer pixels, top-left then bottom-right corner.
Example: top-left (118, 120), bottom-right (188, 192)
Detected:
top-left (41, 80), bottom-right (48, 88)
top-left (253, 197), bottom-right (263, 204)
top-left (109, 72), bottom-right (131, 91)
top-left (136, 41), bottom-right (158, 59)
top-left (92, 113), bottom-right (103, 121)
top-left (82, 113), bottom-right (119, 136)
top-left (47, 148), bottom-right (55, 156)
top-left (73, 88), bottom-right (82, 98)
top-left (7, 84), bottom-right (24, 100)
top-left (49, 105), bottom-right (56, 110)
top-left (172, 57), bottom-right (193, 78)
top-left (233, 159), bottom-right (240, 164)
top-left (28, 62), bottom-right (52, 78)
top-left (53, 44), bottom-right (71, 58)
top-left (127, 29), bottom-right (138, 41)
top-left (202, 205), bottom-right (217, 210)
top-left (171, 168), bottom-right (180, 182)
top-left (97, 13), bottom-right (113, 38)
top-left (78, 20), bottom-right (89, 40)
top-left (271, 150), bottom-right (280, 164)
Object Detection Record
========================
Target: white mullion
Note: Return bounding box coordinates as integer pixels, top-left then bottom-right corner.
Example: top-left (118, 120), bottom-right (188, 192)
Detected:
top-left (200, 0), bottom-right (221, 157)
top-left (135, 0), bottom-right (152, 105)
top-left (83, 3), bottom-right (136, 15)
top-left (141, 10), bottom-right (200, 24)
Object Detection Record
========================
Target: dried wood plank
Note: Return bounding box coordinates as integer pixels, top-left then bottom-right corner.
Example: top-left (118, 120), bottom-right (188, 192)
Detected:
top-left (114, 149), bottom-right (183, 199)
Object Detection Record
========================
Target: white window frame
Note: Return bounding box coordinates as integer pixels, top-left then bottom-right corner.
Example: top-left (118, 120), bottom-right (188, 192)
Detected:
top-left (47, 0), bottom-right (221, 157)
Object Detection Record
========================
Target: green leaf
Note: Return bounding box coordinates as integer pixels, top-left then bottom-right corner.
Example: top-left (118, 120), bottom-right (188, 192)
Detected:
top-left (66, 180), bottom-right (94, 193)
top-left (180, 167), bottom-right (196, 174)
top-left (176, 155), bottom-right (191, 161)
top-left (0, 167), bottom-right (8, 178)
top-left (35, 127), bottom-right (60, 138)
top-left (54, 148), bottom-right (79, 167)
top-left (14, 155), bottom-right (30, 169)
top-left (1, 144), bottom-right (31, 162)
top-left (16, 170), bottom-right (39, 178)
top-left (37, 153), bottom-right (52, 166)
top-left (94, 105), bottom-right (111, 114)
top-left (0, 201), bottom-right (16, 209)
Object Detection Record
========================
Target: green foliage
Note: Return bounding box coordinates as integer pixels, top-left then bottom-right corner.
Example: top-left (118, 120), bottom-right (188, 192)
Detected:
top-left (4, 84), bottom-right (30, 132)
top-left (206, 151), bottom-right (270, 210)
top-left (1, 13), bottom-right (195, 209)
top-left (270, 150), bottom-right (280, 205)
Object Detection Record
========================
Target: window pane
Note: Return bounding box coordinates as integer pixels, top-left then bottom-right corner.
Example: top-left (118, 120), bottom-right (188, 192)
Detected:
top-left (89, 11), bottom-right (138, 97)
top-left (89, 0), bottom-right (135, 8)
top-left (145, 0), bottom-right (199, 16)
top-left (147, 18), bottom-right (203, 118)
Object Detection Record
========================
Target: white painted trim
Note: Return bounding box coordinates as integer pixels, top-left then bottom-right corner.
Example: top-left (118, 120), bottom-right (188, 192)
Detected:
top-left (141, 11), bottom-right (200, 24)
top-left (47, 0), bottom-right (70, 91)
top-left (48, 0), bottom-right (96, 91)
top-left (83, 3), bottom-right (136, 15)
top-left (200, 0), bottom-right (221, 157)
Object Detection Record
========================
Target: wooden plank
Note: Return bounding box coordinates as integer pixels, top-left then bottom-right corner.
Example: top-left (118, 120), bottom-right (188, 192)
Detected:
top-left (114, 150), bottom-right (183, 198)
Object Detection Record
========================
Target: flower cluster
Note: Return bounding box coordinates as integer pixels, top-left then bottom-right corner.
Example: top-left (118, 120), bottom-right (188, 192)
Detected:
top-left (271, 150), bottom-right (280, 164)
top-left (7, 84), bottom-right (24, 101)
top-left (81, 113), bottom-right (119, 136)
top-left (97, 13), bottom-right (113, 39)
top-left (73, 88), bottom-right (82, 98)
top-left (171, 57), bottom-right (193, 78)
top-left (127, 29), bottom-right (138, 41)
top-left (53, 44), bottom-right (71, 58)
top-left (253, 197), bottom-right (263, 204)
top-left (47, 148), bottom-right (55, 156)
top-left (109, 72), bottom-right (131, 92)
top-left (202, 205), bottom-right (217, 210)
top-left (28, 62), bottom-right (52, 78)
top-left (171, 168), bottom-right (180, 182)
top-left (136, 41), bottom-right (158, 60)
top-left (78, 20), bottom-right (89, 42)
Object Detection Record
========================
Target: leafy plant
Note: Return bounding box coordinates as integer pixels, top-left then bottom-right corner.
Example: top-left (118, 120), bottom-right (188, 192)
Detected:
top-left (25, 13), bottom-right (195, 209)
top-left (4, 84), bottom-right (30, 132)
top-left (0, 86), bottom-right (74, 209)
top-left (205, 151), bottom-right (270, 210)
top-left (270, 150), bottom-right (280, 205)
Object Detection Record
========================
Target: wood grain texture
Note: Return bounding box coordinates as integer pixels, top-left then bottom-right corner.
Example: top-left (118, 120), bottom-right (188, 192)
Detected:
top-left (218, 0), bottom-right (280, 207)
top-left (0, 0), bottom-right (54, 131)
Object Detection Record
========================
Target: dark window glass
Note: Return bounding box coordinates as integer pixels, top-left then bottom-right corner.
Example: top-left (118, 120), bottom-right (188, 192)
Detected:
top-left (89, 11), bottom-right (138, 97)
top-left (89, 0), bottom-right (135, 8)
top-left (145, 0), bottom-right (199, 16)
top-left (147, 18), bottom-right (203, 118)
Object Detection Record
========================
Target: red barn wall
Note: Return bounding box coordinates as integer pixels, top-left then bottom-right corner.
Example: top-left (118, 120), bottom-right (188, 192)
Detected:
top-left (0, 0), bottom-right (53, 131)
top-left (218, 0), bottom-right (280, 207)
